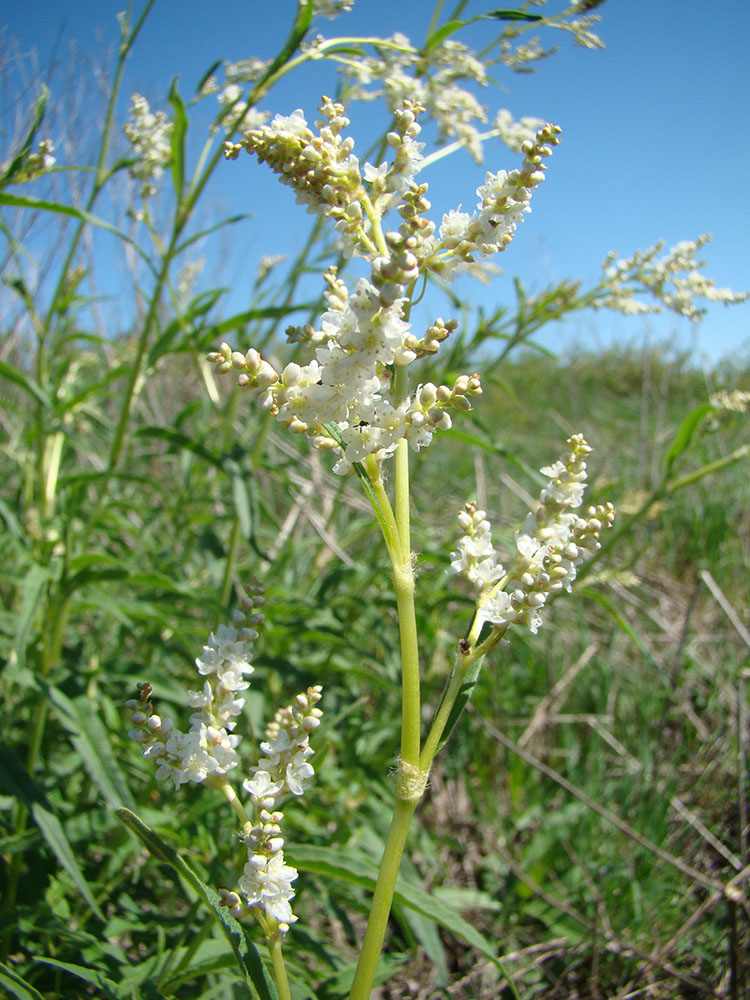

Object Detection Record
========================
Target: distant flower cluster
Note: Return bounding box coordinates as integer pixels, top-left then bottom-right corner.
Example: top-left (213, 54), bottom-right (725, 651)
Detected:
top-left (710, 388), bottom-right (750, 413)
top-left (311, 0), bottom-right (354, 18)
top-left (450, 435), bottom-right (615, 634)
top-left (123, 94), bottom-right (172, 198)
top-left (342, 33), bottom-right (491, 163)
top-left (214, 97), bottom-right (560, 473)
top-left (596, 235), bottom-right (749, 320)
top-left (23, 139), bottom-right (56, 177)
top-left (127, 582), bottom-right (322, 934)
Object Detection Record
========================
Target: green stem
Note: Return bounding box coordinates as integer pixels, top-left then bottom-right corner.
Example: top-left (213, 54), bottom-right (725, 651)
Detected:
top-left (393, 556), bottom-right (420, 767)
top-left (348, 795), bottom-right (418, 1000)
top-left (268, 936), bottom-right (292, 1000)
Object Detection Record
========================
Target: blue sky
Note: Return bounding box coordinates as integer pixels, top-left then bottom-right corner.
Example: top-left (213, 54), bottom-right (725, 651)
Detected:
top-left (3, 0), bottom-right (749, 365)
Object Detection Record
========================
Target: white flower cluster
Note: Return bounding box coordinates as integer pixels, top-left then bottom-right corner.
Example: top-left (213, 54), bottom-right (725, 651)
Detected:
top-left (123, 94), bottom-right (172, 198)
top-left (225, 97), bottom-right (366, 250)
top-left (451, 435), bottom-right (615, 634)
top-left (427, 122), bottom-right (561, 281)
top-left (23, 139), bottom-right (56, 177)
top-left (596, 235), bottom-right (749, 321)
top-left (127, 582), bottom-right (266, 788)
top-left (257, 253), bottom-right (288, 283)
top-left (311, 0), bottom-right (354, 18)
top-left (209, 306), bottom-right (481, 474)
top-left (217, 84), bottom-right (270, 133)
top-left (215, 98), bottom-right (558, 473)
top-left (492, 109), bottom-right (546, 153)
top-left (344, 33), bottom-right (491, 163)
top-left (127, 582), bottom-right (323, 936)
top-left (232, 685), bottom-right (323, 931)
top-left (710, 388), bottom-right (750, 413)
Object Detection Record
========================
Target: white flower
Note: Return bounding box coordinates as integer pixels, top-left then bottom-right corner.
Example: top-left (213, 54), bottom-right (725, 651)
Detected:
top-left (285, 750), bottom-right (315, 796)
top-left (243, 770), bottom-right (284, 801)
top-left (238, 851), bottom-right (298, 925)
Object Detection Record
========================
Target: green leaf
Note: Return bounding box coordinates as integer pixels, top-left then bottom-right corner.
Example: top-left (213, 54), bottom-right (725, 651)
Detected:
top-left (434, 657), bottom-right (485, 753)
top-left (43, 683), bottom-right (135, 811)
top-left (209, 302), bottom-right (316, 339)
top-left (62, 561), bottom-right (130, 597)
top-left (256, 0), bottom-right (313, 92)
top-left (0, 192), bottom-right (133, 243)
top-left (0, 359), bottom-right (53, 409)
top-left (196, 59), bottom-right (223, 96)
top-left (482, 8), bottom-right (544, 22)
top-left (14, 563), bottom-right (49, 670)
top-left (424, 20), bottom-right (466, 52)
top-left (1, 85), bottom-right (48, 186)
top-left (168, 78), bottom-right (188, 199)
top-left (31, 959), bottom-right (123, 999)
top-left (174, 213), bottom-right (248, 256)
top-left (0, 742), bottom-right (104, 920)
top-left (291, 845), bottom-right (520, 997)
top-left (115, 808), bottom-right (278, 1000)
top-left (0, 962), bottom-right (47, 1000)
top-left (664, 403), bottom-right (713, 475)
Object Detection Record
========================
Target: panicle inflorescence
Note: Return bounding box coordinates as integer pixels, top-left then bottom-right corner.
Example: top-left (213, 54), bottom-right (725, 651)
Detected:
top-left (127, 581), bottom-right (266, 788)
top-left (127, 582), bottom-right (322, 936)
top-left (451, 435), bottom-right (615, 635)
top-left (234, 685), bottom-right (323, 931)
top-left (225, 97), bottom-right (365, 251)
top-left (596, 235), bottom-right (749, 321)
top-left (123, 94), bottom-right (172, 198)
top-left (214, 96), bottom-right (559, 475)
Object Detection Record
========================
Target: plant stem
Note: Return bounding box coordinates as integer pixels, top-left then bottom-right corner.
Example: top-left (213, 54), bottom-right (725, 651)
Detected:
top-left (348, 795), bottom-right (418, 1000)
top-left (268, 936), bottom-right (292, 1000)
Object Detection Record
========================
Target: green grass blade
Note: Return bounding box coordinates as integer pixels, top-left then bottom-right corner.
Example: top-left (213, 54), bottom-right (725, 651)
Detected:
top-left (115, 807), bottom-right (279, 1000)
top-left (0, 359), bottom-right (53, 410)
top-left (0, 962), bottom-right (47, 1000)
top-left (42, 682), bottom-right (136, 810)
top-left (168, 77), bottom-right (188, 199)
top-left (14, 564), bottom-right (50, 670)
top-left (0, 742), bottom-right (105, 920)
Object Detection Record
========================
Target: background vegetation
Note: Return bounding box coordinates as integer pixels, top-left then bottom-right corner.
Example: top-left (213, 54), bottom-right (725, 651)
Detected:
top-left (1, 3), bottom-right (749, 998)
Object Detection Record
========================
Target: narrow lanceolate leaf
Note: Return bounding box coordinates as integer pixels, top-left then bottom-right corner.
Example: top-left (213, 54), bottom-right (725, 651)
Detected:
top-left (30, 959), bottom-right (122, 999)
top-left (168, 77), bottom-right (188, 198)
top-left (115, 808), bottom-right (278, 1000)
top-left (0, 84), bottom-right (48, 186)
top-left (0, 743), bottom-right (104, 920)
top-left (0, 359), bottom-right (53, 409)
top-left (0, 192), bottom-right (130, 241)
top-left (14, 563), bottom-right (49, 670)
top-left (434, 657), bottom-right (485, 753)
top-left (0, 962), bottom-right (47, 1000)
top-left (424, 20), bottom-right (467, 52)
top-left (196, 58), bottom-right (223, 97)
top-left (483, 8), bottom-right (544, 21)
top-left (663, 402), bottom-right (713, 476)
top-left (43, 683), bottom-right (135, 810)
top-left (290, 845), bottom-right (521, 998)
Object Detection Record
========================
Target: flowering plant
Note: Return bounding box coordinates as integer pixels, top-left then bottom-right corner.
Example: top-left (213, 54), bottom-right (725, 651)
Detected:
top-left (3, 2), bottom-right (748, 998)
